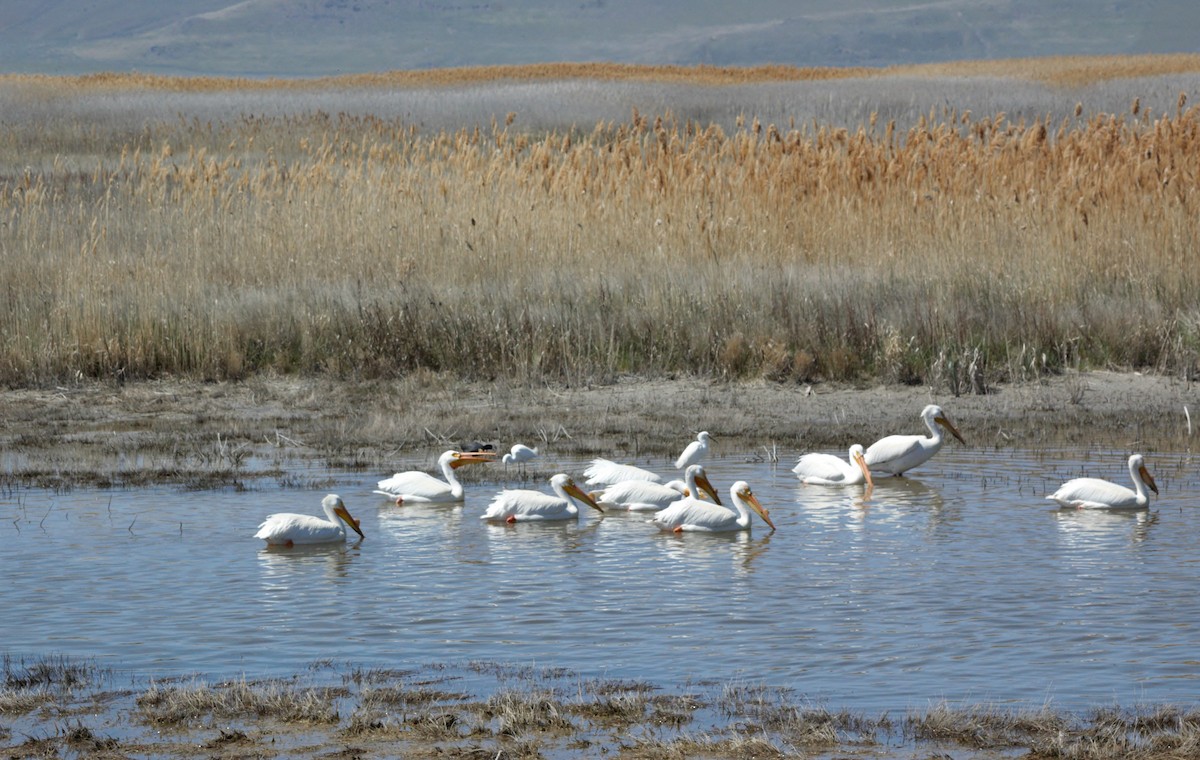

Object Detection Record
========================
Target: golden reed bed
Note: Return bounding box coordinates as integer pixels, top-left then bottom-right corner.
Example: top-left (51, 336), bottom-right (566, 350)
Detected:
top-left (1, 56), bottom-right (1199, 389)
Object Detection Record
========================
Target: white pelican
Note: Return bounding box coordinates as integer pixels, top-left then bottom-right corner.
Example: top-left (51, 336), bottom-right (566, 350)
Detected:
top-left (374, 450), bottom-right (495, 504)
top-left (593, 464), bottom-right (722, 512)
top-left (652, 481), bottom-right (775, 533)
top-left (675, 431), bottom-right (712, 470)
top-left (793, 444), bottom-right (875, 487)
top-left (255, 494), bottom-right (365, 546)
top-left (583, 458), bottom-right (664, 487)
top-left (481, 473), bottom-right (605, 523)
top-left (1047, 454), bottom-right (1159, 510)
top-left (864, 404), bottom-right (965, 476)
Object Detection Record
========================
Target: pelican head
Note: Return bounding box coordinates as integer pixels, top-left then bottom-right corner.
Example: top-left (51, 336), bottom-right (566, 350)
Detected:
top-left (447, 450), bottom-right (498, 469)
top-left (689, 465), bottom-right (723, 505)
top-left (1131, 454), bottom-right (1159, 495)
top-left (849, 444), bottom-right (875, 488)
top-left (552, 473), bottom-right (605, 513)
top-left (925, 404), bottom-right (966, 445)
top-left (325, 494), bottom-right (365, 540)
top-left (732, 481), bottom-right (775, 531)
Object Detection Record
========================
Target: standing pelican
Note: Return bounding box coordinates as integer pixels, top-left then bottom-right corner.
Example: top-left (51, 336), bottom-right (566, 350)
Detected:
top-left (793, 444), bottom-right (875, 487)
top-left (1047, 454), bottom-right (1159, 509)
top-left (482, 473), bottom-right (605, 523)
top-left (375, 450), bottom-right (495, 504)
top-left (255, 494), bottom-right (365, 546)
top-left (675, 431), bottom-right (712, 470)
top-left (653, 481), bottom-right (775, 533)
top-left (593, 464), bottom-right (722, 512)
top-left (583, 458), bottom-right (664, 487)
top-left (864, 404), bottom-right (965, 476)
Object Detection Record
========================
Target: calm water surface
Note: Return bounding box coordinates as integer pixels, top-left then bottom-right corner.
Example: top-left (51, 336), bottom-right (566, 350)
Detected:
top-left (3, 446), bottom-right (1199, 712)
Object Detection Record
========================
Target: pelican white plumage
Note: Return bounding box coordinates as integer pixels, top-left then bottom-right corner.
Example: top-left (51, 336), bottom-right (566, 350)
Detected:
top-left (793, 444), bottom-right (875, 487)
top-left (864, 404), bottom-right (965, 476)
top-left (583, 458), bottom-right (664, 487)
top-left (1047, 454), bottom-right (1159, 509)
top-left (593, 464), bottom-right (722, 512)
top-left (675, 431), bottom-right (712, 470)
top-left (482, 473), bottom-right (605, 523)
top-left (652, 481), bottom-right (775, 533)
top-left (374, 450), bottom-right (495, 504)
top-left (255, 494), bottom-right (365, 546)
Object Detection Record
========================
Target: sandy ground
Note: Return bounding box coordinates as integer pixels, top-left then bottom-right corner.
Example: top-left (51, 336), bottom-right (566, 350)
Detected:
top-left (1, 370), bottom-right (1197, 487)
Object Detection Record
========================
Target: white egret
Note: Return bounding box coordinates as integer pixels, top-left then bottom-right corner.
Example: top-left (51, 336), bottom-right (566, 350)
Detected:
top-left (255, 494), bottom-right (364, 546)
top-left (793, 444), bottom-right (875, 487)
top-left (652, 480), bottom-right (775, 533)
top-left (374, 450), bottom-right (496, 504)
top-left (592, 464), bottom-right (722, 512)
top-left (502, 443), bottom-right (540, 475)
top-left (482, 473), bottom-right (605, 523)
top-left (583, 458), bottom-right (664, 487)
top-left (864, 404), bottom-right (965, 476)
top-left (1047, 454), bottom-right (1159, 509)
top-left (675, 431), bottom-right (712, 470)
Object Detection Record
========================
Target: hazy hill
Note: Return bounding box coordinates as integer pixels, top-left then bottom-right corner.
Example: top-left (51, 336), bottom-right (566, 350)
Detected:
top-left (1, 0), bottom-right (1197, 77)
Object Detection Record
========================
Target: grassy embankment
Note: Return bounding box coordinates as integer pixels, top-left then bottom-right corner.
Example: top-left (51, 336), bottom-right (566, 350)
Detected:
top-left (1, 56), bottom-right (1200, 392)
top-left (4, 654), bottom-right (1200, 759)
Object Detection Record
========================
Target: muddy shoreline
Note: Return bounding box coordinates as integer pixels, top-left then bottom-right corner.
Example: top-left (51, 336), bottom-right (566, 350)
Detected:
top-left (1, 371), bottom-right (1196, 488)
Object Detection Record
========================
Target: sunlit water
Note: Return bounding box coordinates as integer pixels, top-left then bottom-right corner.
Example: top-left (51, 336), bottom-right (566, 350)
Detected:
top-left (3, 446), bottom-right (1199, 712)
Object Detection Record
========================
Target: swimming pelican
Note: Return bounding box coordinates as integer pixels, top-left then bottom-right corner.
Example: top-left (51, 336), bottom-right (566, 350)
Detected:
top-left (593, 464), bottom-right (722, 512)
top-left (1047, 454), bottom-right (1159, 509)
top-left (652, 481), bottom-right (775, 533)
top-left (255, 494), bottom-right (365, 546)
top-left (502, 443), bottom-right (540, 474)
top-left (583, 458), bottom-right (664, 487)
top-left (864, 404), bottom-right (965, 476)
top-left (481, 473), bottom-right (605, 523)
top-left (374, 450), bottom-right (495, 504)
top-left (793, 444), bottom-right (875, 487)
top-left (675, 431), bottom-right (712, 470)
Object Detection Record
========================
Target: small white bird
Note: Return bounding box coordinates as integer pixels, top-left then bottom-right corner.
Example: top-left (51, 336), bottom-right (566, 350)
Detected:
top-left (1047, 454), bottom-right (1159, 509)
top-left (374, 450), bottom-right (496, 504)
top-left (502, 443), bottom-right (540, 474)
top-left (675, 431), bottom-right (712, 470)
top-left (592, 464), bottom-right (722, 512)
top-left (865, 404), bottom-right (965, 476)
top-left (652, 481), bottom-right (775, 533)
top-left (793, 444), bottom-right (875, 487)
top-left (481, 473), bottom-right (605, 523)
top-left (255, 494), bottom-right (365, 546)
top-left (583, 458), bottom-right (664, 487)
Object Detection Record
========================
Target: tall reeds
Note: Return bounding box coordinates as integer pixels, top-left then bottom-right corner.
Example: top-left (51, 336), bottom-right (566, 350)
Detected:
top-left (2, 71), bottom-right (1199, 388)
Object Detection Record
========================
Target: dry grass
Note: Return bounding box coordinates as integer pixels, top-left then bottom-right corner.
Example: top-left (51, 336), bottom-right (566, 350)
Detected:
top-left (2, 60), bottom-right (1199, 393)
top-left (7, 657), bottom-right (1200, 759)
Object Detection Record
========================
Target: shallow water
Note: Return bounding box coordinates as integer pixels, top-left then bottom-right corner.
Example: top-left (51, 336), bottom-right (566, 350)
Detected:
top-left (3, 445), bottom-right (1198, 712)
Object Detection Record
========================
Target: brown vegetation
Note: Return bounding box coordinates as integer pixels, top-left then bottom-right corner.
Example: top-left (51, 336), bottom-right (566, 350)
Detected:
top-left (5, 655), bottom-right (1200, 759)
top-left (1, 58), bottom-right (1199, 393)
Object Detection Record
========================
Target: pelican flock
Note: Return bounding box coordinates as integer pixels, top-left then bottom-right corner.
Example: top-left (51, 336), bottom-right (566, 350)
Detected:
top-left (1047, 454), bottom-right (1159, 510)
top-left (254, 406), bottom-right (1168, 547)
top-left (374, 449), bottom-right (496, 504)
top-left (255, 494), bottom-right (365, 546)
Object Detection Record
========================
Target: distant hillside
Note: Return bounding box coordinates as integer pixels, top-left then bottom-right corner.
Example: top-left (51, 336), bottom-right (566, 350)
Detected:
top-left (1, 0), bottom-right (1198, 77)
